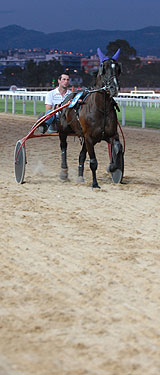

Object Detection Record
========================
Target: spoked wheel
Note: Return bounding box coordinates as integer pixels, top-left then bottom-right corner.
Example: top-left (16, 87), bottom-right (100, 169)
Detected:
top-left (108, 142), bottom-right (124, 184)
top-left (14, 140), bottom-right (26, 184)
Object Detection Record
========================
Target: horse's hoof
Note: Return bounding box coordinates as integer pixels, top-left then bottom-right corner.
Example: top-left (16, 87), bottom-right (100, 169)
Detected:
top-left (77, 176), bottom-right (85, 183)
top-left (92, 184), bottom-right (101, 189)
top-left (107, 163), bottom-right (116, 173)
top-left (60, 168), bottom-right (68, 180)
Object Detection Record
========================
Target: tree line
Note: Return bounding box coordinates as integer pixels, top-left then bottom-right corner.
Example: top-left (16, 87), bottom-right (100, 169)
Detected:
top-left (1, 40), bottom-right (160, 89)
top-left (108, 40), bottom-right (160, 88)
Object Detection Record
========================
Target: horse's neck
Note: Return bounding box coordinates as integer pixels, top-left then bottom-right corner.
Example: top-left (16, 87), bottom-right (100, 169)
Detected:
top-left (96, 75), bottom-right (103, 88)
top-left (94, 90), bottom-right (113, 114)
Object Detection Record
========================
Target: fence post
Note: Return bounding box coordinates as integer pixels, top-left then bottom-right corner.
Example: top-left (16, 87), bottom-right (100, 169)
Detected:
top-left (33, 97), bottom-right (36, 115)
top-left (5, 96), bottom-right (8, 113)
top-left (23, 98), bottom-right (26, 114)
top-left (122, 102), bottom-right (125, 126)
top-left (142, 102), bottom-right (145, 128)
top-left (12, 95), bottom-right (15, 114)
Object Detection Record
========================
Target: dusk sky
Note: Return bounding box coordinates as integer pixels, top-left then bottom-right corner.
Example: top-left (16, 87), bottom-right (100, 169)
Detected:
top-left (0, 0), bottom-right (160, 34)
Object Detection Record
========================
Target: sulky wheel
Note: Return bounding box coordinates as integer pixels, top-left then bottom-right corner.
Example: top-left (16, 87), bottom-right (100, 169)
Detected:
top-left (14, 140), bottom-right (26, 184)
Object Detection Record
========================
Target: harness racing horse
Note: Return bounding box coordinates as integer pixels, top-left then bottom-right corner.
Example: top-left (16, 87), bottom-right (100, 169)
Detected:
top-left (59, 48), bottom-right (124, 188)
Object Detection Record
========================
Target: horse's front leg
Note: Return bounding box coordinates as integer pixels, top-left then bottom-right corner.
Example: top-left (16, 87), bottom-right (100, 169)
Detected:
top-left (85, 138), bottom-right (100, 189)
top-left (78, 139), bottom-right (86, 183)
top-left (107, 137), bottom-right (124, 184)
top-left (107, 137), bottom-right (123, 172)
top-left (59, 133), bottom-right (68, 181)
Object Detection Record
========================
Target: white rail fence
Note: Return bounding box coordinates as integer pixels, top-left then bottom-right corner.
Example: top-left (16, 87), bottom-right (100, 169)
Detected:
top-left (0, 91), bottom-right (47, 116)
top-left (116, 97), bottom-right (160, 128)
top-left (0, 91), bottom-right (160, 128)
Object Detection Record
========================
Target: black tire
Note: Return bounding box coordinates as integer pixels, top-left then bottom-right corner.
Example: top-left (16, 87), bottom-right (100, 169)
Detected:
top-left (14, 140), bottom-right (26, 184)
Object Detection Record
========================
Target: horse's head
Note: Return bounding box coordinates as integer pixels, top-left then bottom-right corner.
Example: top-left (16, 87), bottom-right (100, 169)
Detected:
top-left (97, 48), bottom-right (121, 97)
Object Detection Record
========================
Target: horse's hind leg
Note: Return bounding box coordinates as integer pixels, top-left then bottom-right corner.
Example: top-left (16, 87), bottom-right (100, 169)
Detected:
top-left (78, 140), bottom-right (86, 183)
top-left (59, 135), bottom-right (68, 180)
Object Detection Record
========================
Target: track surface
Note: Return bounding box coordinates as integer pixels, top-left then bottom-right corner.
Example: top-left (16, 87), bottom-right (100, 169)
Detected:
top-left (0, 114), bottom-right (160, 375)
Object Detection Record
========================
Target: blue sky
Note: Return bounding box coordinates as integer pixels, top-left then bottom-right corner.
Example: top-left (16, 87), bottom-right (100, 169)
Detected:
top-left (0, 0), bottom-right (160, 33)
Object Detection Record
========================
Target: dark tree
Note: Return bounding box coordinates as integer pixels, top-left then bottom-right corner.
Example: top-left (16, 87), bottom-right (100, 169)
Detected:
top-left (106, 40), bottom-right (142, 88)
top-left (107, 39), bottom-right (136, 58)
top-left (3, 65), bottom-right (23, 86)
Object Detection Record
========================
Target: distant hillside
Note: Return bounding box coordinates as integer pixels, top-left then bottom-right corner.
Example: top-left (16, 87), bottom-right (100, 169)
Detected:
top-left (0, 25), bottom-right (160, 57)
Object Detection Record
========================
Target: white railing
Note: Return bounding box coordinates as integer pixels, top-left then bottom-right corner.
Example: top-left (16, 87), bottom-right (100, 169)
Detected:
top-left (0, 90), bottom-right (160, 128)
top-left (0, 91), bottom-right (48, 102)
top-left (116, 97), bottom-right (160, 128)
top-left (118, 92), bottom-right (160, 99)
top-left (0, 90), bottom-right (48, 115)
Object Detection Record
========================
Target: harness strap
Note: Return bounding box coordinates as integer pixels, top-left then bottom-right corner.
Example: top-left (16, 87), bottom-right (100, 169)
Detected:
top-left (103, 91), bottom-right (107, 138)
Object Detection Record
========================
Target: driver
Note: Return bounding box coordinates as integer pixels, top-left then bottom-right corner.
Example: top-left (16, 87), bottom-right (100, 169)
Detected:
top-left (39, 72), bottom-right (71, 133)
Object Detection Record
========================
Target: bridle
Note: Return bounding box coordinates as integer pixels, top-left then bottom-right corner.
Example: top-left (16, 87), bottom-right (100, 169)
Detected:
top-left (99, 59), bottom-right (121, 97)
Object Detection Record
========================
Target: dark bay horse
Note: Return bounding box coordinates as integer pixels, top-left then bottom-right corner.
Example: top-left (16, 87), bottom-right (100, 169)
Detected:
top-left (59, 48), bottom-right (123, 188)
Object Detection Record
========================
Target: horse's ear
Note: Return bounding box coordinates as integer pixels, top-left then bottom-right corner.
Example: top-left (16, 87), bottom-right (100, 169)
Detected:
top-left (112, 48), bottom-right (120, 61)
top-left (97, 48), bottom-right (109, 64)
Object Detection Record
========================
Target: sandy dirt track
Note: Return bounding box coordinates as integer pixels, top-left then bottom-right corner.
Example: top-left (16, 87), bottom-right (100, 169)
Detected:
top-left (0, 113), bottom-right (160, 375)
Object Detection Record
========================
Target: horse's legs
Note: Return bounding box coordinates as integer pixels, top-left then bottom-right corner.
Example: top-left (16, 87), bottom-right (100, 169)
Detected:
top-left (90, 157), bottom-right (99, 188)
top-left (59, 134), bottom-right (68, 180)
top-left (85, 138), bottom-right (100, 188)
top-left (78, 140), bottom-right (87, 183)
top-left (107, 136), bottom-right (124, 176)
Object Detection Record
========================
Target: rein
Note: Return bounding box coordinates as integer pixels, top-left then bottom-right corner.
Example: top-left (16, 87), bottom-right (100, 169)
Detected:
top-left (117, 120), bottom-right (125, 153)
top-left (87, 86), bottom-right (109, 94)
